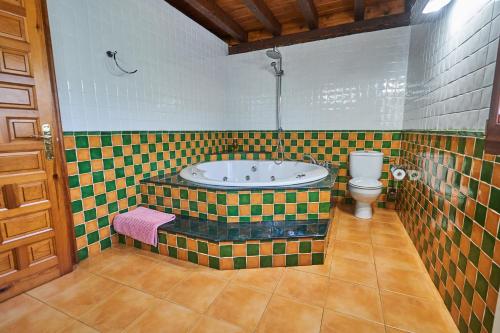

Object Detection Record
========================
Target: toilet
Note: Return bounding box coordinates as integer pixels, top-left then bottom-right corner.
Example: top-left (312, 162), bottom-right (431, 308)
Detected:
top-left (348, 151), bottom-right (384, 219)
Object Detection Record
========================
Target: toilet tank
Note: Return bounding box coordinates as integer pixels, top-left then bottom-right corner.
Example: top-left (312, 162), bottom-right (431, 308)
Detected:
top-left (349, 151), bottom-right (384, 179)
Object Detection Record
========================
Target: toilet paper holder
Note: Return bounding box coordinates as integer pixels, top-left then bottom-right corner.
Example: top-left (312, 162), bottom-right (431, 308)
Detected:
top-left (390, 165), bottom-right (407, 181)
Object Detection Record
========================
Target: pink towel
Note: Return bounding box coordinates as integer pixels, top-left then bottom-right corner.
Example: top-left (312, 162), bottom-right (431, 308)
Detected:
top-left (113, 207), bottom-right (175, 246)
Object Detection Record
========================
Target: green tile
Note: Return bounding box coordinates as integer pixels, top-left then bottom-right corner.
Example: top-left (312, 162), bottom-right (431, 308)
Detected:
top-left (168, 246), bottom-right (177, 258)
top-left (81, 185), bottom-right (94, 198)
top-left (71, 200), bottom-right (83, 213)
top-left (227, 206), bottom-right (239, 216)
top-left (263, 193), bottom-right (274, 204)
top-left (233, 257), bottom-right (246, 269)
top-left (247, 244), bottom-right (259, 256)
top-left (77, 247), bottom-right (88, 261)
top-left (480, 161), bottom-right (493, 183)
top-left (260, 256), bottom-right (272, 268)
top-left (274, 204), bottom-right (285, 214)
top-left (95, 194), bottom-right (107, 206)
top-left (86, 231), bottom-right (99, 244)
top-left (92, 171), bottom-right (104, 183)
top-left (74, 224), bottom-right (86, 237)
top-left (68, 175), bottom-right (80, 188)
top-left (75, 136), bottom-right (89, 148)
top-left (286, 254), bottom-right (298, 266)
top-left (273, 243), bottom-right (285, 254)
top-left (286, 192), bottom-right (296, 203)
top-left (463, 280), bottom-right (474, 304)
top-left (474, 203), bottom-right (487, 226)
top-left (319, 202), bottom-right (330, 213)
top-left (297, 203), bottom-right (307, 214)
top-left (473, 138), bottom-right (484, 159)
top-left (197, 241), bottom-right (208, 254)
top-left (239, 193), bottom-right (250, 204)
top-left (475, 272), bottom-right (488, 301)
top-left (308, 191), bottom-right (319, 202)
top-left (490, 263), bottom-right (500, 290)
top-left (220, 245), bottom-right (232, 257)
top-left (217, 194), bottom-right (226, 205)
top-left (299, 241), bottom-right (311, 253)
top-left (78, 161), bottom-right (91, 174)
top-left (66, 149), bottom-right (77, 162)
top-left (177, 236), bottom-right (187, 249)
top-left (251, 205), bottom-right (262, 215)
top-left (468, 243), bottom-right (480, 266)
top-left (312, 253), bottom-right (324, 265)
top-left (209, 256), bottom-right (220, 269)
top-left (90, 148), bottom-right (102, 159)
top-left (481, 231), bottom-right (495, 258)
top-left (188, 251), bottom-right (198, 264)
top-left (489, 186), bottom-right (500, 214)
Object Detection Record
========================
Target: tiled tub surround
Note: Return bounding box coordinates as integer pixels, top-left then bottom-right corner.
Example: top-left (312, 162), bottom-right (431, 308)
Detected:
top-left (397, 132), bottom-right (499, 333)
top-left (65, 130), bottom-right (403, 260)
top-left (117, 227), bottom-right (328, 270)
top-left (140, 177), bottom-right (334, 223)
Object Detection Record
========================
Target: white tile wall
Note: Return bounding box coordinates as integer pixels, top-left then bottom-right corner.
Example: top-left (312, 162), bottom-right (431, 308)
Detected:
top-left (403, 0), bottom-right (500, 131)
top-left (47, 0), bottom-right (410, 131)
top-left (224, 27), bottom-right (410, 130)
top-left (47, 0), bottom-right (228, 131)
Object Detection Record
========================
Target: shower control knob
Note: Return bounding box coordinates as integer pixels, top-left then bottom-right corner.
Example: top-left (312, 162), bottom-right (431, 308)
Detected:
top-left (245, 175), bottom-right (250, 181)
top-left (251, 166), bottom-right (257, 172)
top-left (223, 177), bottom-right (228, 181)
top-left (271, 176), bottom-right (275, 181)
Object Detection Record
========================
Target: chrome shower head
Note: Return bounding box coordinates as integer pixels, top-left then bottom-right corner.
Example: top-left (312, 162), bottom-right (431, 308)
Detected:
top-left (266, 47), bottom-right (281, 60)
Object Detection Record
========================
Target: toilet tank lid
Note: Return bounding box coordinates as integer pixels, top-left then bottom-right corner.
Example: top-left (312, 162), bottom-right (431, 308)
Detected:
top-left (350, 150), bottom-right (384, 157)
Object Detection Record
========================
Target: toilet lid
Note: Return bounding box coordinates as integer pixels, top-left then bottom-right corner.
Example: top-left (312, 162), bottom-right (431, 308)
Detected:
top-left (349, 177), bottom-right (383, 189)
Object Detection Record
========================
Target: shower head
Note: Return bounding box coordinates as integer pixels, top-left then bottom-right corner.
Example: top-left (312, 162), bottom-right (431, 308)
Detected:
top-left (266, 47), bottom-right (281, 60)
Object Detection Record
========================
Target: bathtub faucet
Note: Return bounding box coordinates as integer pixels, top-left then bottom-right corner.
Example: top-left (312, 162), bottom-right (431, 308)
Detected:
top-left (304, 154), bottom-right (331, 168)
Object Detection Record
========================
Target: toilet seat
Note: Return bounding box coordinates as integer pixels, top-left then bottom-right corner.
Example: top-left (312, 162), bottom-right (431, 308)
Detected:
top-left (348, 177), bottom-right (382, 190)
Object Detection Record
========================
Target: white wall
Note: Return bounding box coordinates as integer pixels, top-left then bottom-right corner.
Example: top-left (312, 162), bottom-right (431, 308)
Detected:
top-left (47, 0), bottom-right (410, 132)
top-left (403, 0), bottom-right (500, 130)
top-left (47, 0), bottom-right (228, 131)
top-left (224, 27), bottom-right (410, 130)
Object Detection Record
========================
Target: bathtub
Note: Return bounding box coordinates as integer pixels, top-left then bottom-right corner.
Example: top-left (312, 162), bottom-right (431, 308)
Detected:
top-left (179, 160), bottom-right (329, 187)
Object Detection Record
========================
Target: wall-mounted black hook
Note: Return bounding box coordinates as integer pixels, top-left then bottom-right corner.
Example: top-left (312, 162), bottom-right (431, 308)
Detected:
top-left (106, 50), bottom-right (138, 74)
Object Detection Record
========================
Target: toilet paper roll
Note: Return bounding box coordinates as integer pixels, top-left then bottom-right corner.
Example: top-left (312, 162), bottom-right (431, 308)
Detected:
top-left (390, 166), bottom-right (406, 181)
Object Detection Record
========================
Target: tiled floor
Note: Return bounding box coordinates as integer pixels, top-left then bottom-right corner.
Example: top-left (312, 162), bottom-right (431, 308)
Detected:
top-left (1, 206), bottom-right (459, 333)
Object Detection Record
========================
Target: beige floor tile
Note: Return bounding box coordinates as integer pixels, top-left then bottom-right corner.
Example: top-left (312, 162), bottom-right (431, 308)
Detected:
top-left (325, 279), bottom-right (383, 323)
top-left (385, 327), bottom-right (411, 333)
top-left (0, 293), bottom-right (44, 326)
top-left (370, 222), bottom-right (406, 236)
top-left (207, 283), bottom-right (271, 331)
top-left (166, 271), bottom-right (227, 313)
top-left (376, 266), bottom-right (434, 299)
top-left (130, 263), bottom-right (188, 298)
top-left (124, 299), bottom-right (199, 333)
top-left (321, 310), bottom-right (385, 333)
top-left (80, 286), bottom-right (155, 332)
top-left (275, 269), bottom-right (329, 307)
top-left (232, 267), bottom-right (284, 292)
top-left (28, 268), bottom-right (93, 301)
top-left (291, 253), bottom-right (332, 277)
top-left (381, 291), bottom-right (457, 333)
top-left (94, 254), bottom-right (159, 285)
top-left (44, 274), bottom-right (121, 318)
top-left (189, 315), bottom-right (245, 333)
top-left (336, 227), bottom-right (372, 244)
top-left (370, 233), bottom-right (413, 249)
top-left (256, 295), bottom-right (323, 333)
top-left (373, 246), bottom-right (423, 272)
top-left (332, 240), bottom-right (374, 263)
top-left (77, 248), bottom-right (132, 272)
top-left (330, 256), bottom-right (378, 288)
top-left (0, 297), bottom-right (75, 333)
top-left (62, 320), bottom-right (99, 333)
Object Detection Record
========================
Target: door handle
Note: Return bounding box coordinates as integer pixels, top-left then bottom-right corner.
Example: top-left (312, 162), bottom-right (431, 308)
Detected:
top-left (32, 124), bottom-right (54, 160)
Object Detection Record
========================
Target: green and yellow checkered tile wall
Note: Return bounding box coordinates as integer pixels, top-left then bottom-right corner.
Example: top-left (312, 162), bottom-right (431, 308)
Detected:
top-left (64, 130), bottom-right (402, 261)
top-left (397, 131), bottom-right (499, 333)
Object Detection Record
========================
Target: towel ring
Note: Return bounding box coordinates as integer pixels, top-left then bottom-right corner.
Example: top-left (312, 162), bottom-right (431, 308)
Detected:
top-left (106, 50), bottom-right (138, 74)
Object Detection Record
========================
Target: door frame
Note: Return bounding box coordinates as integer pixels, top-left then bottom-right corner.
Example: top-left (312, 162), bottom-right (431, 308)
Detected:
top-left (40, 0), bottom-right (76, 269)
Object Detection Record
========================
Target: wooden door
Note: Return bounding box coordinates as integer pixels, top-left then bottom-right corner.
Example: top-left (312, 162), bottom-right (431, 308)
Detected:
top-left (0, 0), bottom-right (74, 301)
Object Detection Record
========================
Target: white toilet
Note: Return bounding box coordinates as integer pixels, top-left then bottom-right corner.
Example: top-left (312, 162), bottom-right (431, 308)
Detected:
top-left (348, 151), bottom-right (384, 219)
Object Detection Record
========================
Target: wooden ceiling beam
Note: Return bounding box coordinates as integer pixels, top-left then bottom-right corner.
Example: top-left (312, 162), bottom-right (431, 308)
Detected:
top-left (241, 0), bottom-right (281, 36)
top-left (171, 0), bottom-right (247, 42)
top-left (229, 12), bottom-right (410, 54)
top-left (296, 0), bottom-right (319, 30)
top-left (354, 0), bottom-right (365, 21)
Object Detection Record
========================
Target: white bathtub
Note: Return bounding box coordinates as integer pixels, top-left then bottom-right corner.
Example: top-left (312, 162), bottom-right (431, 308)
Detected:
top-left (179, 160), bottom-right (329, 187)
